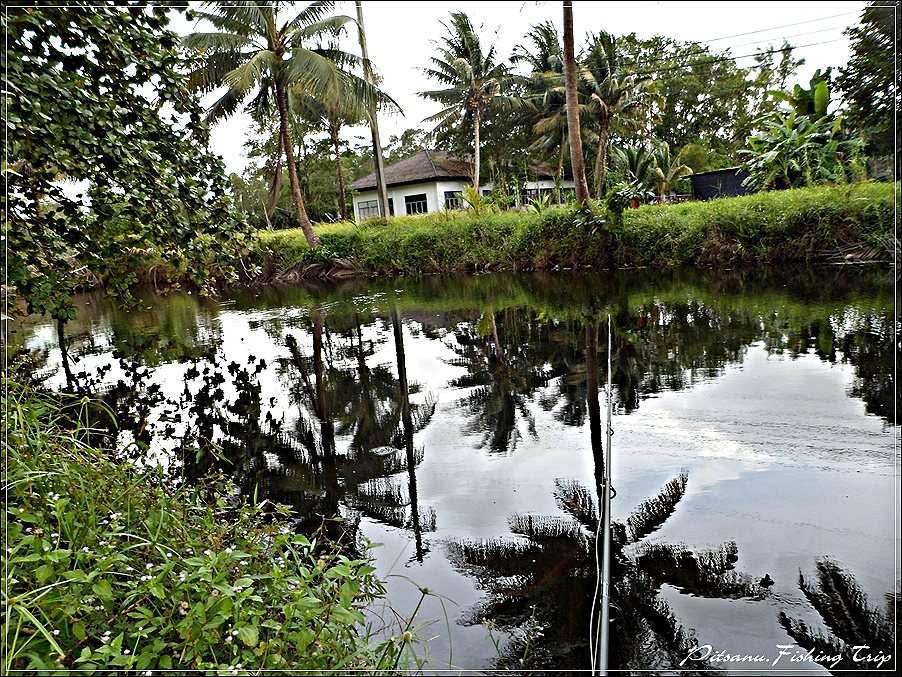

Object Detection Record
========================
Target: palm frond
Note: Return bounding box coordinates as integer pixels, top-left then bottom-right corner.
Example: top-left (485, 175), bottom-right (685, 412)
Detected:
top-left (196, 3), bottom-right (271, 39)
top-left (280, 0), bottom-right (336, 36)
top-left (206, 87), bottom-right (244, 123)
top-left (625, 470), bottom-right (688, 543)
top-left (223, 49), bottom-right (279, 97)
top-left (186, 51), bottom-right (247, 93)
top-left (287, 14), bottom-right (353, 43)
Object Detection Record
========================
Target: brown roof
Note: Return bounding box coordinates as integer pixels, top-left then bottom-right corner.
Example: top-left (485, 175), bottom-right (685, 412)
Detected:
top-left (351, 150), bottom-right (471, 191)
top-left (351, 150), bottom-right (560, 191)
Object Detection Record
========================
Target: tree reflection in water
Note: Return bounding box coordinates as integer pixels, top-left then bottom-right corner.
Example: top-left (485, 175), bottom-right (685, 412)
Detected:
top-left (447, 320), bottom-right (769, 672)
top-left (778, 558), bottom-right (897, 672)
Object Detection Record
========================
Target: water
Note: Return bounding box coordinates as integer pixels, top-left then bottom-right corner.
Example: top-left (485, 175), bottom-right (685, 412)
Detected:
top-left (7, 266), bottom-right (899, 673)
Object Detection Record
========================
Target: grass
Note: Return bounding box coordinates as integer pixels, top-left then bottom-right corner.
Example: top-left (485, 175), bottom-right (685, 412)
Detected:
top-left (249, 182), bottom-right (896, 279)
top-left (3, 381), bottom-right (420, 674)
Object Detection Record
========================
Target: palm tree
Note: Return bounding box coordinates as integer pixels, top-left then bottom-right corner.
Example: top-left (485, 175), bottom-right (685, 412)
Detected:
top-left (582, 31), bottom-right (659, 198)
top-left (355, 1), bottom-right (390, 218)
top-left (651, 142), bottom-right (692, 203)
top-left (561, 2), bottom-right (590, 202)
top-left (183, 1), bottom-right (386, 248)
top-left (419, 12), bottom-right (516, 187)
top-left (513, 22), bottom-right (570, 194)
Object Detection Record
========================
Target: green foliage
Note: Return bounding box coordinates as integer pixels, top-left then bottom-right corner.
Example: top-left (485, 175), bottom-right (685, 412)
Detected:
top-left (768, 68), bottom-right (833, 121)
top-left (837, 2), bottom-right (900, 167)
top-left (616, 33), bottom-right (781, 160)
top-left (3, 3), bottom-right (250, 322)
top-left (3, 381), bottom-right (412, 673)
top-left (741, 112), bottom-right (863, 191)
top-left (252, 183), bottom-right (894, 275)
top-left (419, 12), bottom-right (520, 185)
top-left (580, 31), bottom-right (661, 196)
top-left (618, 182), bottom-right (894, 265)
top-left (183, 1), bottom-right (392, 247)
top-left (459, 185), bottom-right (499, 216)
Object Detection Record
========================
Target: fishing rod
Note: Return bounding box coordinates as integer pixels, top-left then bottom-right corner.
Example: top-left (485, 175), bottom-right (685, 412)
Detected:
top-left (590, 315), bottom-right (615, 676)
top-left (599, 314), bottom-right (614, 675)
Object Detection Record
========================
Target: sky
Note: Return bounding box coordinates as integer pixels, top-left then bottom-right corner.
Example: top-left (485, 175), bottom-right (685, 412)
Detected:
top-left (175, 1), bottom-right (869, 176)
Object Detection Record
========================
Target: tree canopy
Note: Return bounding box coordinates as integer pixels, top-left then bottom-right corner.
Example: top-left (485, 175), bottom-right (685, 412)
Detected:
top-left (837, 1), bottom-right (899, 174)
top-left (3, 2), bottom-right (249, 322)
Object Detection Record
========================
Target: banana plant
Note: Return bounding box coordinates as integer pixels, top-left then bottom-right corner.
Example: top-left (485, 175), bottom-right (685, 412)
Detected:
top-left (768, 68), bottom-right (833, 121)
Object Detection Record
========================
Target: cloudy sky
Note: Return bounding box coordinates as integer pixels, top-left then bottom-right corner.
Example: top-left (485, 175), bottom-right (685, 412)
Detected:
top-left (177, 1), bottom-right (868, 175)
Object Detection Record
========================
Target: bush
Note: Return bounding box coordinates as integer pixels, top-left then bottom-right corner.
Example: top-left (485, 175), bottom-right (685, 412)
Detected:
top-left (247, 182), bottom-right (896, 278)
top-left (3, 382), bottom-right (413, 674)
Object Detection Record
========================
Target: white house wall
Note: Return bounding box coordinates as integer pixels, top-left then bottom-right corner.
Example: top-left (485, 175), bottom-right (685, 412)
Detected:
top-left (353, 178), bottom-right (576, 220)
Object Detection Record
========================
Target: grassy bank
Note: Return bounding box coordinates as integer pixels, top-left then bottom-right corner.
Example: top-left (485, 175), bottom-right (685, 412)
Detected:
top-left (252, 182), bottom-right (896, 279)
top-left (3, 382), bottom-right (414, 674)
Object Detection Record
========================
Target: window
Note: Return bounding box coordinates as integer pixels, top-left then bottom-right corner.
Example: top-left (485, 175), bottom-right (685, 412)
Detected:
top-left (358, 199), bottom-right (380, 219)
top-left (388, 198), bottom-right (394, 216)
top-left (405, 193), bottom-right (428, 214)
top-left (444, 190), bottom-right (462, 210)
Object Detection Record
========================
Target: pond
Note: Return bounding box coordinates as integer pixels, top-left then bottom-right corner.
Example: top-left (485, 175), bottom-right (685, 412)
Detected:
top-left (8, 265), bottom-right (899, 673)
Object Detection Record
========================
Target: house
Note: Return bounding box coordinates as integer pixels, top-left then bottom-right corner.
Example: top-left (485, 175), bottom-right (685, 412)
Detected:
top-left (350, 149), bottom-right (572, 220)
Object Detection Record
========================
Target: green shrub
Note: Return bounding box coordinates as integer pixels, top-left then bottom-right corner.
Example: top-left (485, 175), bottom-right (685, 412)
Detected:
top-left (247, 183), bottom-right (895, 277)
top-left (3, 382), bottom-right (415, 674)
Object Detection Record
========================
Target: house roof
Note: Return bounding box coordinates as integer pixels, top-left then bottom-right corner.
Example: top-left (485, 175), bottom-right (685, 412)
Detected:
top-left (350, 150), bottom-right (472, 191)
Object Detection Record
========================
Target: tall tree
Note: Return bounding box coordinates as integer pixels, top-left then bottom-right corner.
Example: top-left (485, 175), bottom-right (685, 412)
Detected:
top-left (420, 11), bottom-right (516, 187)
top-left (562, 1), bottom-right (590, 202)
top-left (619, 34), bottom-right (756, 160)
top-left (355, 1), bottom-right (391, 218)
top-left (513, 22), bottom-right (570, 184)
top-left (837, 2), bottom-right (900, 173)
top-left (581, 31), bottom-right (660, 197)
top-left (184, 1), bottom-right (385, 247)
top-left (4, 3), bottom-right (248, 325)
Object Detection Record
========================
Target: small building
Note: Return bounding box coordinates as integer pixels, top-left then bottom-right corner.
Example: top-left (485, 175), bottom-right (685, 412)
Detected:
top-left (689, 167), bottom-right (753, 200)
top-left (350, 150), bottom-right (572, 220)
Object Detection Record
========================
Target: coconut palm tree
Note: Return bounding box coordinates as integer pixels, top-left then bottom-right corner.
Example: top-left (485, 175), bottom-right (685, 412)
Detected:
top-left (513, 22), bottom-right (570, 193)
top-left (183, 1), bottom-right (389, 248)
top-left (582, 31), bottom-right (660, 198)
top-left (651, 142), bottom-right (692, 203)
top-left (419, 11), bottom-right (517, 187)
top-left (355, 1), bottom-right (390, 218)
top-left (562, 2), bottom-right (590, 202)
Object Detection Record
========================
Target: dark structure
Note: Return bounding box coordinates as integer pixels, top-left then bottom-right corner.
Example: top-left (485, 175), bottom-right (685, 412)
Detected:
top-left (689, 167), bottom-right (753, 200)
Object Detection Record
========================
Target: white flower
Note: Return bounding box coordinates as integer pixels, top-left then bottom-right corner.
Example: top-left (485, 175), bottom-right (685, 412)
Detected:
top-left (225, 547), bottom-right (232, 554)
top-left (52, 629), bottom-right (60, 636)
top-left (123, 649), bottom-right (131, 655)
top-left (146, 563), bottom-right (153, 569)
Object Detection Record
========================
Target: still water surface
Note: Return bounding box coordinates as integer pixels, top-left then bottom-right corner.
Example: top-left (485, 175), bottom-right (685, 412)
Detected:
top-left (10, 266), bottom-right (899, 673)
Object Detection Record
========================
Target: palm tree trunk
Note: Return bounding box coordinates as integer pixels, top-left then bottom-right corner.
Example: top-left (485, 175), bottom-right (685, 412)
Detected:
top-left (392, 309), bottom-right (424, 562)
top-left (594, 125), bottom-right (609, 199)
top-left (265, 134), bottom-right (283, 226)
top-left (585, 322), bottom-right (604, 497)
top-left (356, 1), bottom-right (390, 218)
top-left (563, 1), bottom-right (590, 202)
top-left (473, 106), bottom-right (482, 188)
top-left (556, 142), bottom-right (565, 204)
top-left (330, 119), bottom-right (348, 220)
top-left (275, 81), bottom-right (321, 248)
